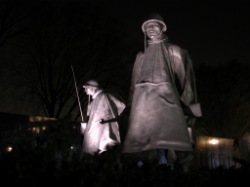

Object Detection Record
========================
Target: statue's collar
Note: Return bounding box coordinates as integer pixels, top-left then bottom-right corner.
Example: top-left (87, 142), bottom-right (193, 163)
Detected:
top-left (148, 34), bottom-right (168, 45)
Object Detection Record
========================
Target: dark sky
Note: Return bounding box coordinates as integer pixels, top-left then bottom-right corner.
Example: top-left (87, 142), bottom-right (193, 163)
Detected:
top-left (1, 0), bottom-right (250, 68)
top-left (99, 0), bottom-right (250, 67)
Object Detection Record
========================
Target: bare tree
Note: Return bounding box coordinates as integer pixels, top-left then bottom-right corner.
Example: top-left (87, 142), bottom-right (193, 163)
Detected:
top-left (0, 0), bottom-right (32, 47)
top-left (15, 1), bottom-right (131, 121)
top-left (221, 61), bottom-right (250, 138)
top-left (0, 0), bottom-right (35, 112)
top-left (196, 61), bottom-right (250, 138)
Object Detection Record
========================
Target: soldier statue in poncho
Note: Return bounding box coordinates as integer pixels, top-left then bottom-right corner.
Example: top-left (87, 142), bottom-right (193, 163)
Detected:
top-left (80, 80), bottom-right (125, 156)
top-left (123, 13), bottom-right (202, 172)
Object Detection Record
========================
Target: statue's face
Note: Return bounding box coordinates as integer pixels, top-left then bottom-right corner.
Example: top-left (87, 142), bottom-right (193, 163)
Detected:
top-left (145, 21), bottom-right (163, 40)
top-left (84, 86), bottom-right (95, 96)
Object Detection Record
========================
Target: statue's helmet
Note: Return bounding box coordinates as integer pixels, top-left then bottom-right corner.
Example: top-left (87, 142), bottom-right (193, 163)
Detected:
top-left (141, 13), bottom-right (167, 32)
top-left (82, 79), bottom-right (99, 88)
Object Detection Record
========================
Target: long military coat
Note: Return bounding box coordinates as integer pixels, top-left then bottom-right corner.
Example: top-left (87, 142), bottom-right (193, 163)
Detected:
top-left (82, 90), bottom-right (125, 155)
top-left (123, 36), bottom-right (201, 153)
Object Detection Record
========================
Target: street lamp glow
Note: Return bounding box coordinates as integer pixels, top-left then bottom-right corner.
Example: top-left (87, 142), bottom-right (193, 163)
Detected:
top-left (6, 146), bottom-right (13, 152)
top-left (209, 138), bottom-right (218, 145)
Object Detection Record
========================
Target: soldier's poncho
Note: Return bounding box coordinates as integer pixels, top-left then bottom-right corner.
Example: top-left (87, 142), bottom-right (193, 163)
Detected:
top-left (123, 35), bottom-right (201, 153)
top-left (82, 90), bottom-right (125, 155)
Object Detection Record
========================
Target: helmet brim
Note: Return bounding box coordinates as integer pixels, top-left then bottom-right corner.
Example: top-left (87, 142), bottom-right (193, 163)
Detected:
top-left (141, 19), bottom-right (167, 32)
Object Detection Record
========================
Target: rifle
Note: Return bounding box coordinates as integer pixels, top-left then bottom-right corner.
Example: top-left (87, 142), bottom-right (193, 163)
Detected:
top-left (71, 65), bottom-right (84, 122)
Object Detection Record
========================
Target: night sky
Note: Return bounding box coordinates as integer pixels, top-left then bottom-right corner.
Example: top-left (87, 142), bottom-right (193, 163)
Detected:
top-left (1, 0), bottom-right (250, 66)
top-left (104, 0), bottom-right (250, 67)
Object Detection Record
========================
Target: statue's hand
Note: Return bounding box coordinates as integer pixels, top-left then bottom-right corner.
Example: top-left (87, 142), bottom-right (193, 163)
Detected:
top-left (80, 122), bottom-right (87, 134)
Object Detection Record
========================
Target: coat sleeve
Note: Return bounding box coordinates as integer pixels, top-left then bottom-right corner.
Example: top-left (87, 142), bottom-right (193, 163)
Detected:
top-left (107, 94), bottom-right (126, 116)
top-left (170, 46), bottom-right (202, 119)
top-left (181, 50), bottom-right (202, 119)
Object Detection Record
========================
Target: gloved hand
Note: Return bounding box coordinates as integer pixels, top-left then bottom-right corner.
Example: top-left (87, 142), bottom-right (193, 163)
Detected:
top-left (80, 122), bottom-right (87, 134)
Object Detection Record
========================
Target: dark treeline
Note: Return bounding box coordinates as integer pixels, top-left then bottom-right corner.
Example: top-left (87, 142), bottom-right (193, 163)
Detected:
top-left (195, 60), bottom-right (250, 138)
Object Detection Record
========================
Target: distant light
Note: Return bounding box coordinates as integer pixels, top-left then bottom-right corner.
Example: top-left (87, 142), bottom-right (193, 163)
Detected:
top-left (209, 138), bottom-right (219, 145)
top-left (31, 127), bottom-right (41, 134)
top-left (70, 146), bottom-right (74, 150)
top-left (29, 116), bottom-right (56, 122)
top-left (6, 146), bottom-right (13, 152)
